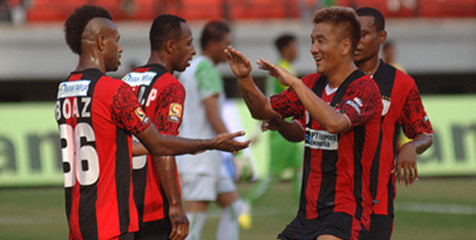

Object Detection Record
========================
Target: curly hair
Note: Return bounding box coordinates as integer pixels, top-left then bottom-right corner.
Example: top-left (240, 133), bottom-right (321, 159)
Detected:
top-left (150, 14), bottom-right (186, 51)
top-left (64, 5), bottom-right (112, 54)
top-left (313, 6), bottom-right (361, 52)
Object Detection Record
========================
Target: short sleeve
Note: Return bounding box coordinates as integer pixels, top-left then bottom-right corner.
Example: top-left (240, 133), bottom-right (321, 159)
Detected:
top-left (398, 84), bottom-right (433, 139)
top-left (195, 61), bottom-right (223, 100)
top-left (111, 83), bottom-right (151, 134)
top-left (338, 78), bottom-right (382, 128)
top-left (270, 87), bottom-right (305, 120)
top-left (153, 82), bottom-right (185, 136)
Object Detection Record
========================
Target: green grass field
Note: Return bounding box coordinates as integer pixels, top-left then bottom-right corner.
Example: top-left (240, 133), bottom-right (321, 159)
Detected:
top-left (1, 178), bottom-right (475, 239)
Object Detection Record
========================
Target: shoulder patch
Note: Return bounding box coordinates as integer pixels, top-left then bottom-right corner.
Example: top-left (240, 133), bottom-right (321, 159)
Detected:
top-left (168, 103), bottom-right (183, 122)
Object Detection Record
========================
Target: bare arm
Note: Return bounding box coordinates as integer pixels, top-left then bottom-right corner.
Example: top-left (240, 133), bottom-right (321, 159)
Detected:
top-left (203, 94), bottom-right (229, 134)
top-left (132, 140), bottom-right (148, 156)
top-left (154, 156), bottom-right (189, 240)
top-left (134, 124), bottom-right (250, 156)
top-left (262, 117), bottom-right (305, 142)
top-left (394, 133), bottom-right (433, 186)
top-left (257, 58), bottom-right (349, 133)
top-left (225, 46), bottom-right (280, 120)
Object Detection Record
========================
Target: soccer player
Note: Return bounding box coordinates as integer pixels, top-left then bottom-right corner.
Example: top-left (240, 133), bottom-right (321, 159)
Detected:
top-left (177, 20), bottom-right (243, 240)
top-left (121, 14), bottom-right (196, 240)
top-left (57, 5), bottom-right (249, 240)
top-left (354, 7), bottom-right (433, 240)
top-left (226, 6), bottom-right (382, 240)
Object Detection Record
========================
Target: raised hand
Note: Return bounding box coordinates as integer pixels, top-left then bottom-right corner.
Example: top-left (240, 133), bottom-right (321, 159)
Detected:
top-left (213, 131), bottom-right (251, 152)
top-left (225, 45), bottom-right (252, 78)
top-left (257, 58), bottom-right (300, 87)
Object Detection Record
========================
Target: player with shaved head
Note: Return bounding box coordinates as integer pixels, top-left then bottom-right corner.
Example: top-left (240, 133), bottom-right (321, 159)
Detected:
top-left (58, 5), bottom-right (249, 240)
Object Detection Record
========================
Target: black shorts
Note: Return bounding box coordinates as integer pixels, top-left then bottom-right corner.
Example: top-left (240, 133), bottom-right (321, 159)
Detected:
top-left (278, 212), bottom-right (369, 240)
top-left (369, 214), bottom-right (394, 240)
top-left (134, 218), bottom-right (172, 240)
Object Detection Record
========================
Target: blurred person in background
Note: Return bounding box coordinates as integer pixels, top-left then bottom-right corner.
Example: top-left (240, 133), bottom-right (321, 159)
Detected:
top-left (354, 7), bottom-right (433, 240)
top-left (226, 6), bottom-right (382, 240)
top-left (382, 40), bottom-right (406, 73)
top-left (177, 20), bottom-right (243, 240)
top-left (0, 0), bottom-right (12, 22)
top-left (122, 14), bottom-right (196, 240)
top-left (58, 5), bottom-right (249, 239)
top-left (238, 33), bottom-right (303, 230)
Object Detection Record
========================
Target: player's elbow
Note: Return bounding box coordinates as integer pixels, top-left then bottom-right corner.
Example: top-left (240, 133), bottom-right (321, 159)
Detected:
top-left (324, 121), bottom-right (347, 134)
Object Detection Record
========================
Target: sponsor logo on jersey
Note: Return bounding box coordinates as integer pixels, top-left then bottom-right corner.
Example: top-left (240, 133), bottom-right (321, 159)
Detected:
top-left (305, 128), bottom-right (338, 150)
top-left (135, 107), bottom-right (150, 124)
top-left (122, 72), bottom-right (157, 87)
top-left (345, 98), bottom-right (362, 115)
top-left (168, 103), bottom-right (183, 122)
top-left (57, 80), bottom-right (90, 99)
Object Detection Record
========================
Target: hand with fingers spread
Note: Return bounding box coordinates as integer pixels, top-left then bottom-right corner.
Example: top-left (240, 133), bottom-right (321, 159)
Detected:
top-left (168, 204), bottom-right (189, 240)
top-left (256, 58), bottom-right (301, 88)
top-left (225, 45), bottom-right (252, 79)
top-left (393, 142), bottom-right (418, 186)
top-left (213, 131), bottom-right (251, 152)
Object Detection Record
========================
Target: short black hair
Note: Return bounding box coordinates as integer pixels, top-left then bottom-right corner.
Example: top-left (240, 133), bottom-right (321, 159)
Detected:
top-left (313, 7), bottom-right (361, 52)
top-left (200, 20), bottom-right (230, 50)
top-left (356, 7), bottom-right (385, 32)
top-left (150, 14), bottom-right (186, 51)
top-left (64, 5), bottom-right (112, 54)
top-left (274, 34), bottom-right (296, 52)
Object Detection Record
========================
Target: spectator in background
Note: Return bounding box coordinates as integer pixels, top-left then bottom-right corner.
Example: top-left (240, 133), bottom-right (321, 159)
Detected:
top-left (0, 0), bottom-right (12, 22)
top-left (238, 33), bottom-right (303, 230)
top-left (177, 20), bottom-right (243, 240)
top-left (382, 40), bottom-right (407, 73)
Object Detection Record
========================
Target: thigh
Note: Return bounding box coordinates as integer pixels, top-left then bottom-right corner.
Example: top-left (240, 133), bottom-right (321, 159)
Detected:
top-left (134, 218), bottom-right (172, 240)
top-left (180, 173), bottom-right (217, 202)
top-left (369, 214), bottom-right (393, 240)
top-left (217, 160), bottom-right (237, 195)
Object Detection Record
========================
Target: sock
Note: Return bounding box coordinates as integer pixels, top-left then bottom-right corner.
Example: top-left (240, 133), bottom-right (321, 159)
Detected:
top-left (217, 199), bottom-right (243, 240)
top-left (186, 212), bottom-right (207, 240)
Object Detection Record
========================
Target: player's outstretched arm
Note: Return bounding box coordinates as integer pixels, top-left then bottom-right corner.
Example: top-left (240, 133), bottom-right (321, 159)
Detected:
top-left (394, 133), bottom-right (433, 186)
top-left (135, 124), bottom-right (250, 156)
top-left (225, 45), bottom-right (279, 120)
top-left (257, 58), bottom-right (350, 134)
top-left (262, 117), bottom-right (305, 142)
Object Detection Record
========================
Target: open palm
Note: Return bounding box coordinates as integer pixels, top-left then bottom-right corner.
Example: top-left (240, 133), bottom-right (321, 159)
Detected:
top-left (225, 45), bottom-right (252, 78)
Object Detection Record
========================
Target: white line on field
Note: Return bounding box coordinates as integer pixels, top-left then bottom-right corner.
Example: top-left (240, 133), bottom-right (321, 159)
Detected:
top-left (1, 201), bottom-right (475, 225)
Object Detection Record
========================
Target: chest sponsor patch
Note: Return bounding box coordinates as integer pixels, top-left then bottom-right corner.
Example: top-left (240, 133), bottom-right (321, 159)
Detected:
top-left (168, 103), bottom-right (182, 122)
top-left (122, 71), bottom-right (157, 87)
top-left (57, 80), bottom-right (90, 99)
top-left (305, 128), bottom-right (338, 150)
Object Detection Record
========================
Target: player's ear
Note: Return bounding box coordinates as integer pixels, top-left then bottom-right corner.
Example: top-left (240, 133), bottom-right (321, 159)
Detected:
top-left (165, 39), bottom-right (175, 54)
top-left (97, 34), bottom-right (106, 51)
top-left (341, 38), bottom-right (352, 56)
top-left (378, 30), bottom-right (387, 45)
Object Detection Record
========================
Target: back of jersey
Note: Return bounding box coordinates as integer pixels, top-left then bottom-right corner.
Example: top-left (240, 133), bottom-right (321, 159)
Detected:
top-left (55, 68), bottom-right (150, 240)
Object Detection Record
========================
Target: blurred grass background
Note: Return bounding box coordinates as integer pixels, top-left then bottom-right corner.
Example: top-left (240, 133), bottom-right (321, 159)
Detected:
top-left (1, 178), bottom-right (475, 239)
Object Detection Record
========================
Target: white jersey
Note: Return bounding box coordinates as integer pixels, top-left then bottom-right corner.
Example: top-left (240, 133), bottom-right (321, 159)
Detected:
top-left (177, 55), bottom-right (225, 177)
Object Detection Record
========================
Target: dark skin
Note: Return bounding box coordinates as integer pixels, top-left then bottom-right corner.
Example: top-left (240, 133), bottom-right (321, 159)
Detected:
top-left (77, 18), bottom-right (250, 239)
top-left (354, 15), bottom-right (433, 186)
top-left (139, 21), bottom-right (196, 240)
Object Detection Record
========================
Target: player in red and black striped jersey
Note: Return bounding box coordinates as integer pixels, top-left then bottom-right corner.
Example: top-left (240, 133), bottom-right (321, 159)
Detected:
top-left (226, 7), bottom-right (382, 240)
top-left (354, 7), bottom-right (433, 240)
top-left (122, 15), bottom-right (195, 240)
top-left (58, 6), bottom-right (249, 240)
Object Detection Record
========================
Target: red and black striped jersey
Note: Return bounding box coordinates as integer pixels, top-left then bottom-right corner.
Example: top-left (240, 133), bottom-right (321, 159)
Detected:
top-left (270, 70), bottom-right (382, 231)
top-left (55, 68), bottom-right (151, 240)
top-left (122, 64), bottom-right (185, 222)
top-left (370, 60), bottom-right (433, 216)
